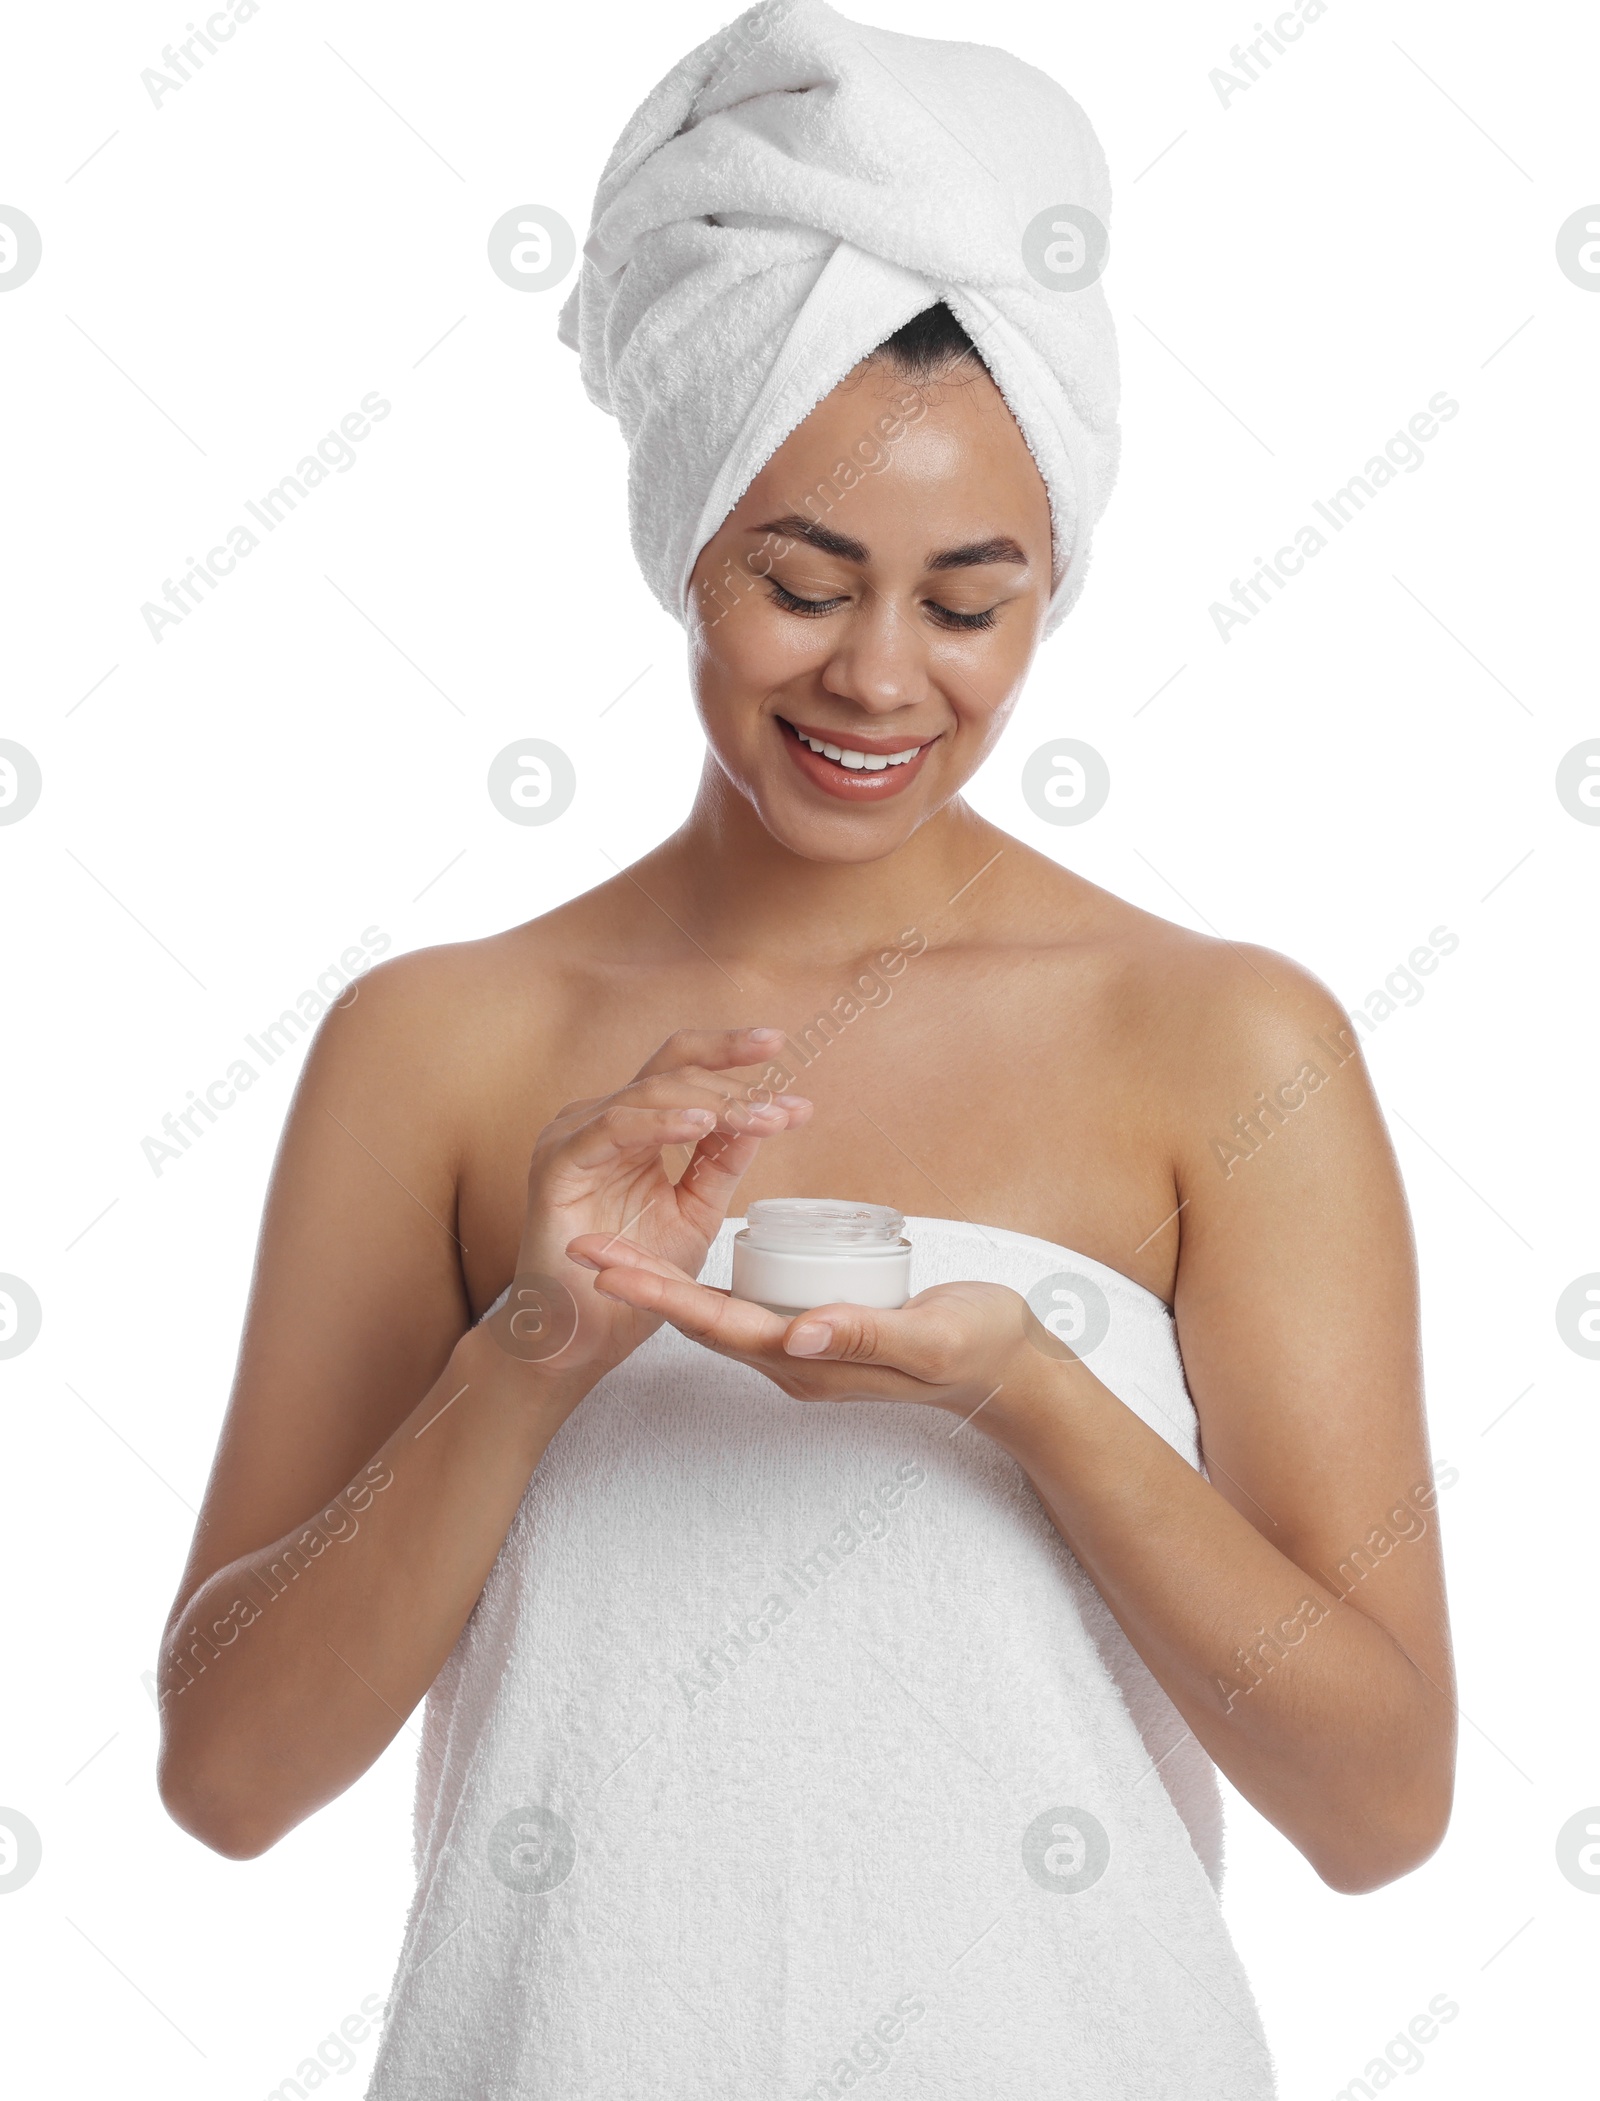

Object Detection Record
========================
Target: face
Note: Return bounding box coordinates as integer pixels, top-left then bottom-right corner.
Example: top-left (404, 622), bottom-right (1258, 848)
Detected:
top-left (685, 354), bottom-right (1054, 860)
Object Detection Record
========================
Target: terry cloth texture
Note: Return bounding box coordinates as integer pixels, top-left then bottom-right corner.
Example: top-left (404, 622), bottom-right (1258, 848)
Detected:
top-left (557, 0), bottom-right (1121, 638)
top-left (365, 1214), bottom-right (1276, 2099)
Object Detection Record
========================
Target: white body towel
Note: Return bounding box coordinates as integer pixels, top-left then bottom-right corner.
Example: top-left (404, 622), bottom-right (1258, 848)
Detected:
top-left (557, 0), bottom-right (1121, 638)
top-left (365, 1217), bottom-right (1277, 2098)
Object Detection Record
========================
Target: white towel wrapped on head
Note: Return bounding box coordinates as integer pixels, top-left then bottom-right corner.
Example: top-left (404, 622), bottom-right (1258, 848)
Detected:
top-left (557, 0), bottom-right (1121, 637)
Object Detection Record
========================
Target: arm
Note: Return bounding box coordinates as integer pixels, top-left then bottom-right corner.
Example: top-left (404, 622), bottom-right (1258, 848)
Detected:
top-left (155, 951), bottom-right (589, 1858)
top-left (156, 951), bottom-right (807, 1859)
top-left (969, 948), bottom-right (1456, 1891)
top-left (161, 1342), bottom-right (589, 1860)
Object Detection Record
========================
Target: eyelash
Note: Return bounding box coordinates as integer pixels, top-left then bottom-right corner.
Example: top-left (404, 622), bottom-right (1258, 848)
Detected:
top-left (765, 579), bottom-right (999, 632)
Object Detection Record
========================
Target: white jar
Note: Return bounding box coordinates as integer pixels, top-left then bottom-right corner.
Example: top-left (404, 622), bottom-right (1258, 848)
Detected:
top-left (730, 1198), bottom-right (912, 1318)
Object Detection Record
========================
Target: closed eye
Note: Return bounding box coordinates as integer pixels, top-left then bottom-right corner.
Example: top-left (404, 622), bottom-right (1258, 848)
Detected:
top-left (765, 579), bottom-right (999, 632)
top-left (766, 580), bottom-right (846, 618)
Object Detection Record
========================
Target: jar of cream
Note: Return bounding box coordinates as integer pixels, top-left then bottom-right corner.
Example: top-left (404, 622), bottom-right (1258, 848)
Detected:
top-left (731, 1199), bottom-right (913, 1318)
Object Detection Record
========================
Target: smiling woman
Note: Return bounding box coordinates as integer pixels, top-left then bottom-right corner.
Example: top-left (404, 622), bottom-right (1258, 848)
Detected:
top-left (154, 2), bottom-right (1455, 2096)
top-left (685, 313), bottom-right (1056, 836)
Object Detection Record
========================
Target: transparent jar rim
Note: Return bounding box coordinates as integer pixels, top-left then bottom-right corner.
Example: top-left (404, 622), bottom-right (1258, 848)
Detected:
top-left (739, 1196), bottom-right (907, 1253)
top-left (734, 1229), bottom-right (911, 1259)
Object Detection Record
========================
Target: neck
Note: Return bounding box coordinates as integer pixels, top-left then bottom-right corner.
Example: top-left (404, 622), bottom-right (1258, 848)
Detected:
top-left (631, 756), bottom-right (1013, 975)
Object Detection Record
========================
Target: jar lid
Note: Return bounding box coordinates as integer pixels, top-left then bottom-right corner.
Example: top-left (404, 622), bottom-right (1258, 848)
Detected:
top-left (743, 1197), bottom-right (906, 1252)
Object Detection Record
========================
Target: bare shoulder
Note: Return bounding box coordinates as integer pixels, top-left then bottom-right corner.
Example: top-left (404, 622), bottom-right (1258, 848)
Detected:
top-left (1013, 849), bottom-right (1354, 1070)
top-left (1124, 920), bottom-right (1363, 1112)
top-left (335, 911), bottom-right (595, 1025)
top-left (1054, 879), bottom-right (1415, 1307)
top-left (1139, 927), bottom-right (1387, 1191)
top-left (1008, 846), bottom-right (1387, 1188)
top-left (308, 904), bottom-right (603, 1104)
top-left (1134, 926), bottom-right (1383, 1186)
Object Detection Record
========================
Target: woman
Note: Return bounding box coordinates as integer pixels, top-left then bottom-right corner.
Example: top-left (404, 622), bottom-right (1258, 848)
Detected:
top-left (156, 3), bottom-right (1455, 2094)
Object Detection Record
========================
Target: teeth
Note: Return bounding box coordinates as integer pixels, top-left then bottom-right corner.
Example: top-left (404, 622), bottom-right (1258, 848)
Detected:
top-left (794, 727), bottom-right (924, 770)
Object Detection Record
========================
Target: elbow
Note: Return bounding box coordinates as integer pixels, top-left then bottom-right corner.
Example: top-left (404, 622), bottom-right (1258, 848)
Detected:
top-left (156, 1740), bottom-right (284, 1861)
top-left (189, 1819), bottom-right (279, 1863)
top-left (1314, 1843), bottom-right (1431, 1897)
top-left (1309, 1780), bottom-right (1454, 1895)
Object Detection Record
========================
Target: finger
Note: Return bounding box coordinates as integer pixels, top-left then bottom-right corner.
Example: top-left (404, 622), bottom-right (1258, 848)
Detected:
top-left (669, 1105), bottom-right (814, 1231)
top-left (616, 1067), bottom-right (811, 1128)
top-left (545, 1085), bottom-right (740, 1135)
top-left (564, 1230), bottom-right (697, 1285)
top-left (559, 1092), bottom-right (798, 1178)
top-left (777, 1298), bottom-right (968, 1387)
top-left (632, 1026), bottom-right (790, 1084)
top-left (617, 1075), bottom-right (802, 1126)
top-left (554, 1101), bottom-right (726, 1176)
top-left (584, 1260), bottom-right (788, 1357)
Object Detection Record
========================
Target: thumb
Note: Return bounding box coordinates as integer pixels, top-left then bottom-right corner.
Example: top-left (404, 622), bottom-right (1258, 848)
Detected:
top-left (781, 1298), bottom-right (957, 1382)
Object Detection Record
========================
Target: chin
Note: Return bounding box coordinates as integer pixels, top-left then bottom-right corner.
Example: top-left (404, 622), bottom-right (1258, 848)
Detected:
top-left (753, 782), bottom-right (937, 862)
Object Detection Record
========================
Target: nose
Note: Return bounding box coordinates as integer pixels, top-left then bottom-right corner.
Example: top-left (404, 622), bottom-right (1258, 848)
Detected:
top-left (817, 587), bottom-right (931, 716)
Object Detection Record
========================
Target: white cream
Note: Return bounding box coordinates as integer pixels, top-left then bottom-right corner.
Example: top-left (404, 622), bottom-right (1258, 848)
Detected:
top-left (731, 1198), bottom-right (913, 1316)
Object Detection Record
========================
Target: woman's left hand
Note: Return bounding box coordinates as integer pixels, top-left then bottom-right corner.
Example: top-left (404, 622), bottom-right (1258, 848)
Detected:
top-left (564, 1229), bottom-right (1070, 1430)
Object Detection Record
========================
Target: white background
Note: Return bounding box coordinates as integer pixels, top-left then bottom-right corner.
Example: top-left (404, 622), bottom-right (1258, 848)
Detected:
top-left (2, 0), bottom-right (1596, 2093)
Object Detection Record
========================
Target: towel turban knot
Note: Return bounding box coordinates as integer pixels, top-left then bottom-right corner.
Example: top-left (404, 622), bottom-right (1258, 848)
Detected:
top-left (557, 0), bottom-right (1121, 638)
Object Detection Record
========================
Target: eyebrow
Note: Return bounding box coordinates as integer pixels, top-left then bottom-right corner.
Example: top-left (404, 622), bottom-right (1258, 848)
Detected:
top-left (746, 514), bottom-right (1028, 571)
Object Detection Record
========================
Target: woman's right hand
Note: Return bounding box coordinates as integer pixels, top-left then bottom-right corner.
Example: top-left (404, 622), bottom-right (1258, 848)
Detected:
top-left (482, 1026), bottom-right (811, 1386)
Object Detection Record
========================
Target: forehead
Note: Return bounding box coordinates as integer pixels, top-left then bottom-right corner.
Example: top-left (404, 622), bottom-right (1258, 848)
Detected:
top-left (734, 360), bottom-right (1052, 554)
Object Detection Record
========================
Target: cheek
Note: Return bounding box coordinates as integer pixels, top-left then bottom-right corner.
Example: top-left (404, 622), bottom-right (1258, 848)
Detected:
top-left (942, 632), bottom-right (1032, 736)
top-left (689, 619), bottom-right (783, 757)
top-left (959, 692), bottom-right (1016, 754)
top-left (696, 588), bottom-right (825, 698)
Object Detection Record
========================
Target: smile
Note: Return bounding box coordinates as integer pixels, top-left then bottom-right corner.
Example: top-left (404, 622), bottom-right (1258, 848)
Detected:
top-left (792, 729), bottom-right (923, 769)
top-left (775, 715), bottom-right (939, 801)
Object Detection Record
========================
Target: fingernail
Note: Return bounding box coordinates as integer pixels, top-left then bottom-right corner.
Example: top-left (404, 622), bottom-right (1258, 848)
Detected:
top-left (772, 1094), bottom-right (809, 1108)
top-left (786, 1322), bottom-right (832, 1355)
top-left (568, 1251), bottom-right (601, 1269)
top-left (681, 1109), bottom-right (717, 1125)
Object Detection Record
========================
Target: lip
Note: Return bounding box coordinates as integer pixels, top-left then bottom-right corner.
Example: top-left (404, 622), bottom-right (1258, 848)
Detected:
top-left (775, 714), bottom-right (939, 802)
